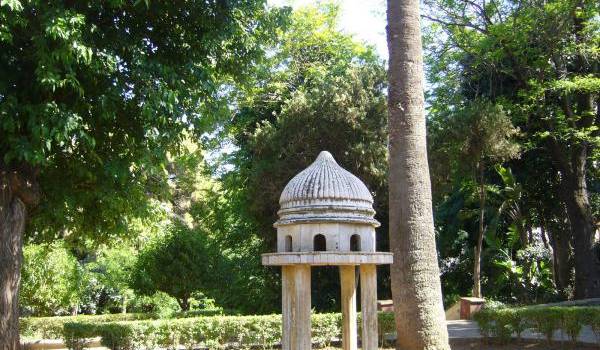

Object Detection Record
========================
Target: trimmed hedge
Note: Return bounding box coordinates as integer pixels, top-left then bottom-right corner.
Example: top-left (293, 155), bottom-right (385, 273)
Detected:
top-left (473, 306), bottom-right (600, 344)
top-left (60, 312), bottom-right (396, 350)
top-left (21, 313), bottom-right (151, 339)
top-left (20, 309), bottom-right (224, 339)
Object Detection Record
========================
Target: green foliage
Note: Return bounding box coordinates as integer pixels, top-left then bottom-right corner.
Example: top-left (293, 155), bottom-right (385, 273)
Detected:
top-left (20, 313), bottom-right (150, 339)
top-left (430, 99), bottom-right (520, 182)
top-left (80, 246), bottom-right (137, 314)
top-left (20, 309), bottom-right (226, 340)
top-left (63, 322), bottom-right (98, 350)
top-left (561, 308), bottom-right (586, 343)
top-left (130, 224), bottom-right (215, 311)
top-left (473, 307), bottom-right (520, 343)
top-left (312, 313), bottom-right (341, 348)
top-left (473, 309), bottom-right (494, 339)
top-left (226, 4), bottom-right (387, 247)
top-left (526, 307), bottom-right (564, 343)
top-left (474, 306), bottom-right (600, 344)
top-left (217, 4), bottom-right (389, 312)
top-left (56, 312), bottom-right (395, 350)
top-left (20, 242), bottom-right (80, 316)
top-left (582, 308), bottom-right (600, 343)
top-left (425, 0), bottom-right (599, 300)
top-left (0, 0), bottom-right (287, 245)
top-left (376, 311), bottom-right (396, 347)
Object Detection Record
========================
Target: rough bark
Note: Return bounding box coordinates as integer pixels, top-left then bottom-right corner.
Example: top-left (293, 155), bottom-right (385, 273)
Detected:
top-left (386, 0), bottom-right (450, 349)
top-left (1, 176), bottom-right (25, 349)
top-left (0, 166), bottom-right (39, 349)
top-left (546, 216), bottom-right (574, 298)
top-left (548, 135), bottom-right (599, 298)
top-left (560, 160), bottom-right (600, 298)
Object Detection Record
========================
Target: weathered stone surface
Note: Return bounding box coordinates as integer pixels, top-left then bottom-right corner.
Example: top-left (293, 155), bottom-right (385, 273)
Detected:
top-left (360, 265), bottom-right (378, 350)
top-left (276, 151), bottom-right (379, 228)
top-left (340, 266), bottom-right (358, 350)
top-left (273, 151), bottom-right (383, 254)
top-left (263, 150), bottom-right (393, 350)
top-left (262, 252), bottom-right (393, 266)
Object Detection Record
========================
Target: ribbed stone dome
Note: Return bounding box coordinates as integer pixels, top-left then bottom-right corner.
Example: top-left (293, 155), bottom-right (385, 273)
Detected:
top-left (275, 151), bottom-right (379, 227)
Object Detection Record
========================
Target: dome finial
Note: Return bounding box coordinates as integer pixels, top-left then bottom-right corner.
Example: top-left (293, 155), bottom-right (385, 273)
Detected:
top-left (276, 150), bottom-right (379, 227)
top-left (317, 150), bottom-right (335, 162)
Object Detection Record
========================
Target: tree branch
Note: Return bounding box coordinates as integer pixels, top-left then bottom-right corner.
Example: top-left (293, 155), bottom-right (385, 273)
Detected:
top-left (421, 14), bottom-right (488, 34)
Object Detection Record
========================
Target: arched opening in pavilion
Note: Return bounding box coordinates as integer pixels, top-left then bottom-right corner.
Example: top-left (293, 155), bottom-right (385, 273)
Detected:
top-left (350, 234), bottom-right (361, 251)
top-left (313, 234), bottom-right (327, 251)
top-left (284, 235), bottom-right (293, 252)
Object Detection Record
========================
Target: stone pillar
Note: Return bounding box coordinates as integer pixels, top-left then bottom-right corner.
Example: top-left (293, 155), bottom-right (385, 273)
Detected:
top-left (340, 265), bottom-right (358, 350)
top-left (283, 265), bottom-right (312, 350)
top-left (360, 264), bottom-right (378, 350)
top-left (282, 266), bottom-right (293, 350)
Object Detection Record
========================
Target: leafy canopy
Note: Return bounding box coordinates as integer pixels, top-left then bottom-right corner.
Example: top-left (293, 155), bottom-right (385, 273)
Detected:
top-left (0, 0), bottom-right (286, 243)
top-left (224, 3), bottom-right (388, 247)
top-left (20, 242), bottom-right (80, 316)
top-left (130, 223), bottom-right (215, 311)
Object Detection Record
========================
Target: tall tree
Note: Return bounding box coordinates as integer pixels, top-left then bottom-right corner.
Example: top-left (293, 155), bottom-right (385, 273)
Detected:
top-left (386, 1), bottom-right (450, 349)
top-left (220, 4), bottom-right (389, 311)
top-left (423, 0), bottom-right (600, 298)
top-left (130, 223), bottom-right (214, 311)
top-left (0, 1), bottom-right (282, 347)
top-left (430, 100), bottom-right (520, 297)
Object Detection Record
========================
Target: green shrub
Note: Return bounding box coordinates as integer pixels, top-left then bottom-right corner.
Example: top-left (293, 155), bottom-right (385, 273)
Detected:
top-left (173, 308), bottom-right (224, 318)
top-left (473, 305), bottom-right (600, 345)
top-left (493, 309), bottom-right (515, 343)
top-left (20, 309), bottom-right (224, 339)
top-left (63, 322), bottom-right (97, 350)
top-left (98, 323), bottom-right (135, 350)
top-left (505, 309), bottom-right (528, 341)
top-left (581, 307), bottom-right (600, 344)
top-left (130, 224), bottom-right (216, 311)
top-left (20, 243), bottom-right (80, 317)
top-left (312, 313), bottom-right (341, 348)
top-left (524, 307), bottom-right (562, 343)
top-left (473, 309), bottom-right (494, 340)
top-left (561, 307), bottom-right (585, 344)
top-left (377, 311), bottom-right (395, 346)
top-left (58, 312), bottom-right (396, 350)
top-left (20, 313), bottom-right (152, 339)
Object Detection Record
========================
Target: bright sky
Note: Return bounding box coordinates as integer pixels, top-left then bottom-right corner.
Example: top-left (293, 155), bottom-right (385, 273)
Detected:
top-left (268, 0), bottom-right (388, 59)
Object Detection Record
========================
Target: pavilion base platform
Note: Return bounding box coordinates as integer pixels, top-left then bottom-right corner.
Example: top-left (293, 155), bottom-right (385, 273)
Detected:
top-left (264, 252), bottom-right (393, 350)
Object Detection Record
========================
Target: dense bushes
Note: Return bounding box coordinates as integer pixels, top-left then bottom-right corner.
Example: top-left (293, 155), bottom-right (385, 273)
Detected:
top-left (20, 243), bottom-right (81, 316)
top-left (47, 312), bottom-right (395, 350)
top-left (474, 306), bottom-right (600, 344)
top-left (20, 309), bottom-right (224, 339)
top-left (20, 313), bottom-right (152, 339)
top-left (130, 224), bottom-right (216, 311)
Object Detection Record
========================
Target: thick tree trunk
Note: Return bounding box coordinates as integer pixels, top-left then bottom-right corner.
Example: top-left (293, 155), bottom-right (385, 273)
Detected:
top-left (548, 137), bottom-right (599, 299)
top-left (1, 166), bottom-right (39, 350)
top-left (560, 167), bottom-right (600, 299)
top-left (558, 4), bottom-right (600, 299)
top-left (1, 176), bottom-right (27, 350)
top-left (473, 162), bottom-right (485, 298)
top-left (546, 217), bottom-right (574, 298)
top-left (386, 1), bottom-right (450, 349)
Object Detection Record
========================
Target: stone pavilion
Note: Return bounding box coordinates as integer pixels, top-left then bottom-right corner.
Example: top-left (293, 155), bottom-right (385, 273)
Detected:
top-left (262, 151), bottom-right (393, 350)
